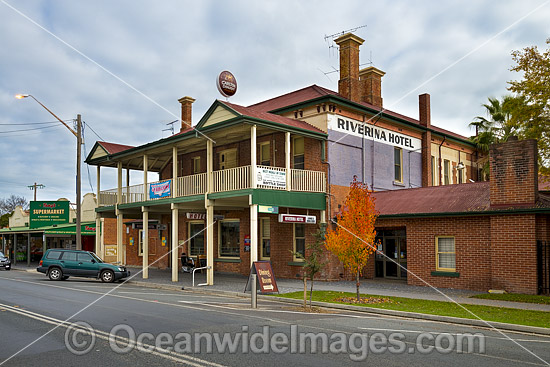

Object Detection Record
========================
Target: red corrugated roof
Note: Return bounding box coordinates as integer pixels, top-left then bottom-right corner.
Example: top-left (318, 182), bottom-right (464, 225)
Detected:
top-left (219, 100), bottom-right (325, 135)
top-left (98, 141), bottom-right (134, 155)
top-left (250, 85), bottom-right (471, 141)
top-left (373, 182), bottom-right (491, 216)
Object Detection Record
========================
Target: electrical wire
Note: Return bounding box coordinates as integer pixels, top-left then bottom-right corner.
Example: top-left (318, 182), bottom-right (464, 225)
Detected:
top-left (0, 119), bottom-right (72, 125)
top-left (0, 124), bottom-right (64, 133)
top-left (82, 121), bottom-right (105, 142)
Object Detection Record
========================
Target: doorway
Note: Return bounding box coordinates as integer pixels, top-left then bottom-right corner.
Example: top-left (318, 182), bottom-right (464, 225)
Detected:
top-left (375, 228), bottom-right (407, 279)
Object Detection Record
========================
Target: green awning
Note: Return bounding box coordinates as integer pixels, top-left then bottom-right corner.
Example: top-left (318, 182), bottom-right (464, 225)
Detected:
top-left (43, 222), bottom-right (96, 236)
top-left (0, 226), bottom-right (43, 234)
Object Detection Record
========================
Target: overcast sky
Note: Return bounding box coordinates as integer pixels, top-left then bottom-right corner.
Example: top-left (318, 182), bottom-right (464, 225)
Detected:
top-left (1, 0), bottom-right (549, 205)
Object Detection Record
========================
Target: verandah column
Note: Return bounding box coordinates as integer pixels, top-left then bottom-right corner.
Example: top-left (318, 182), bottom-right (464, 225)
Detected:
top-left (95, 213), bottom-right (101, 256)
top-left (285, 132), bottom-right (291, 191)
top-left (172, 147), bottom-right (178, 198)
top-left (171, 203), bottom-right (179, 282)
top-left (206, 139), bottom-right (214, 285)
top-left (142, 206), bottom-right (149, 279)
top-left (116, 161), bottom-right (124, 264)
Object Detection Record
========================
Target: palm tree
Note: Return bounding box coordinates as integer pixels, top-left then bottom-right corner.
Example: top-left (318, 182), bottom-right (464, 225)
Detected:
top-left (470, 95), bottom-right (519, 177)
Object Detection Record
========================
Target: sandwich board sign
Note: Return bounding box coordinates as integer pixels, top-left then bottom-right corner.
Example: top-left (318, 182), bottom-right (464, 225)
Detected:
top-left (245, 261), bottom-right (279, 293)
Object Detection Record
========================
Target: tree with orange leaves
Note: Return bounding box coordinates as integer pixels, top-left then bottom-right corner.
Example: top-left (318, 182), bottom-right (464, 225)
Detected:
top-left (325, 176), bottom-right (378, 301)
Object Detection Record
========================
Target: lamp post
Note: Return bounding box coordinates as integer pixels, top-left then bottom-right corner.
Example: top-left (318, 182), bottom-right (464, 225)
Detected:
top-left (15, 94), bottom-right (82, 251)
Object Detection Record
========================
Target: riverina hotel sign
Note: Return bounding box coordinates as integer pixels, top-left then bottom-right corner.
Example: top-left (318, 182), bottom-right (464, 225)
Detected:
top-left (328, 114), bottom-right (421, 150)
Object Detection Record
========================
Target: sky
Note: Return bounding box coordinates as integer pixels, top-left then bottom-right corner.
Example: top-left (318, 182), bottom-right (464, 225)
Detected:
top-left (0, 0), bottom-right (549, 206)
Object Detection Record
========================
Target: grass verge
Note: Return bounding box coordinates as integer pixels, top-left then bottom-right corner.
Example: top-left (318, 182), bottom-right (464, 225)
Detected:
top-left (274, 291), bottom-right (550, 328)
top-left (470, 293), bottom-right (550, 305)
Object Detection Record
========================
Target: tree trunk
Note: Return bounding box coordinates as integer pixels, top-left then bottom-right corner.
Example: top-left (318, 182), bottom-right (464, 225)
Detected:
top-left (356, 269), bottom-right (360, 302)
top-left (303, 276), bottom-right (307, 308)
top-left (309, 276), bottom-right (314, 310)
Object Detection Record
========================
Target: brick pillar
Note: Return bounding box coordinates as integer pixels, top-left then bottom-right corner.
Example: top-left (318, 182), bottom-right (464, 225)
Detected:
top-left (419, 93), bottom-right (432, 187)
top-left (178, 96), bottom-right (195, 132)
top-left (359, 66), bottom-right (385, 108)
top-left (334, 33), bottom-right (364, 103)
top-left (489, 138), bottom-right (538, 207)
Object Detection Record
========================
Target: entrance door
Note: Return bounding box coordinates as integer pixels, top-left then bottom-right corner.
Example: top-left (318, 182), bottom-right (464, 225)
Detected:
top-left (260, 218), bottom-right (270, 260)
top-left (188, 222), bottom-right (205, 257)
top-left (375, 229), bottom-right (407, 279)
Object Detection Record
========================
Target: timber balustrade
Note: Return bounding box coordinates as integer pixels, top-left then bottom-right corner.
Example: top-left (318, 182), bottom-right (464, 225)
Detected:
top-left (98, 165), bottom-right (326, 206)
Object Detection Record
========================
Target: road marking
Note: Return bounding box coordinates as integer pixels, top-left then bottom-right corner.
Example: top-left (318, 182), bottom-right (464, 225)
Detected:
top-left (0, 302), bottom-right (226, 367)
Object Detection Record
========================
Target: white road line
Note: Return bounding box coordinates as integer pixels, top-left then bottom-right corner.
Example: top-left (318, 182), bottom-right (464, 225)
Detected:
top-left (0, 303), bottom-right (226, 367)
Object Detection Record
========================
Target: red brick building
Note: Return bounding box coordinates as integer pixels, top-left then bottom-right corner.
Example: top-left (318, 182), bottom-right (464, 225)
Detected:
top-left (372, 138), bottom-right (550, 294)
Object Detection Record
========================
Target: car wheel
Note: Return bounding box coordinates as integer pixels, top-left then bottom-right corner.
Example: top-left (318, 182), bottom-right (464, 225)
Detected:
top-left (48, 267), bottom-right (63, 281)
top-left (100, 270), bottom-right (115, 283)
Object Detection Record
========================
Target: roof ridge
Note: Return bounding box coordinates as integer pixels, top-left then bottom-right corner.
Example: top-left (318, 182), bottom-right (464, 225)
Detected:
top-left (248, 85), bottom-right (334, 108)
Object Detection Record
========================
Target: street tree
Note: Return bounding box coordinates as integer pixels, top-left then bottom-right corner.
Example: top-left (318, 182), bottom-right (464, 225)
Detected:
top-left (325, 176), bottom-right (378, 302)
top-left (0, 195), bottom-right (29, 215)
top-left (508, 38), bottom-right (550, 173)
top-left (291, 224), bottom-right (327, 309)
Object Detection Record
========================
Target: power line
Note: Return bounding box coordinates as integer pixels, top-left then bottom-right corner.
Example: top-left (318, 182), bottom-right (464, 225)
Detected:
top-left (0, 124), bottom-right (63, 134)
top-left (82, 120), bottom-right (105, 141)
top-left (0, 119), bottom-right (73, 125)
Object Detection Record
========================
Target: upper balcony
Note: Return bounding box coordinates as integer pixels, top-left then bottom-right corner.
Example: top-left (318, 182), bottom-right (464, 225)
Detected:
top-left (99, 165), bottom-right (326, 206)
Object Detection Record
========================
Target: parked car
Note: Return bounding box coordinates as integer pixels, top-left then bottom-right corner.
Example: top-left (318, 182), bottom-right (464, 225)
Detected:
top-left (37, 249), bottom-right (130, 282)
top-left (0, 252), bottom-right (11, 271)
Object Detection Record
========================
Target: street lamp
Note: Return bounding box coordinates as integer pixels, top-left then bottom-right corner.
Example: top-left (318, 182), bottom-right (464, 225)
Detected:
top-left (15, 94), bottom-right (83, 251)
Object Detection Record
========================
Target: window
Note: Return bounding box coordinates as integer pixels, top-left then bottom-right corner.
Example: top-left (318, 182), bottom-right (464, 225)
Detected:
top-left (62, 251), bottom-right (77, 261)
top-left (260, 218), bottom-right (270, 259)
top-left (188, 222), bottom-right (205, 256)
top-left (293, 224), bottom-right (306, 261)
top-left (259, 142), bottom-right (270, 166)
top-left (46, 250), bottom-right (62, 260)
top-left (138, 229), bottom-right (144, 256)
top-left (293, 137), bottom-right (304, 170)
top-left (431, 156), bottom-right (437, 186)
top-left (394, 147), bottom-right (403, 183)
top-left (443, 159), bottom-right (450, 185)
top-left (218, 149), bottom-right (237, 170)
top-left (219, 220), bottom-right (240, 257)
top-left (436, 237), bottom-right (456, 271)
top-left (458, 166), bottom-right (463, 184)
top-left (77, 253), bottom-right (93, 262)
top-left (192, 156), bottom-right (201, 174)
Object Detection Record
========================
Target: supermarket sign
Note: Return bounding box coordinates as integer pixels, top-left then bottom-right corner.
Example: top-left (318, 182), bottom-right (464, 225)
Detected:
top-left (30, 201), bottom-right (70, 229)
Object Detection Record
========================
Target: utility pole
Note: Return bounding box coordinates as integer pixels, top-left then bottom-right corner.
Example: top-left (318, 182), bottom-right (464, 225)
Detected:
top-left (76, 114), bottom-right (82, 251)
top-left (27, 182), bottom-right (45, 201)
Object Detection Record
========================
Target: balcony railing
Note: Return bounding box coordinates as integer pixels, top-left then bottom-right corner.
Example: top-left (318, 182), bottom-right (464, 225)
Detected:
top-left (99, 165), bottom-right (326, 206)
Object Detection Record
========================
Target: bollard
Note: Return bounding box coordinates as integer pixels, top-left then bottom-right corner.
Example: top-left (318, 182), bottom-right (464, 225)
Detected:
top-left (251, 274), bottom-right (258, 309)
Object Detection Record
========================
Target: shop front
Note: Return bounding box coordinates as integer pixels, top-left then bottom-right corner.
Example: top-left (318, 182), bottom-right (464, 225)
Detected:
top-left (375, 228), bottom-right (407, 280)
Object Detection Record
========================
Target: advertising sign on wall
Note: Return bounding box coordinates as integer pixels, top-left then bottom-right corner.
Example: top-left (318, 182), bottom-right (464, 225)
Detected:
top-left (278, 214), bottom-right (317, 224)
top-left (149, 180), bottom-right (171, 199)
top-left (257, 167), bottom-right (286, 189)
top-left (29, 201), bottom-right (70, 229)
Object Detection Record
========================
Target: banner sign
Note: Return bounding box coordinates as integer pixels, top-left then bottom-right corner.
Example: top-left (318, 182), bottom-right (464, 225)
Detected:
top-left (245, 261), bottom-right (279, 293)
top-left (258, 205), bottom-right (279, 214)
top-left (149, 180), bottom-right (171, 199)
top-left (328, 114), bottom-right (421, 150)
top-left (257, 167), bottom-right (286, 189)
top-left (278, 214), bottom-right (316, 224)
top-left (30, 201), bottom-right (70, 229)
top-left (45, 223), bottom-right (96, 236)
top-left (186, 213), bottom-right (225, 221)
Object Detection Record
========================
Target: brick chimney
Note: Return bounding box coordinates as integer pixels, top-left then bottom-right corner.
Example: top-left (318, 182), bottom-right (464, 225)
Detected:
top-left (178, 96), bottom-right (195, 132)
top-left (489, 138), bottom-right (539, 206)
top-left (419, 93), bottom-right (432, 186)
top-left (335, 33), bottom-right (364, 103)
top-left (359, 66), bottom-right (385, 107)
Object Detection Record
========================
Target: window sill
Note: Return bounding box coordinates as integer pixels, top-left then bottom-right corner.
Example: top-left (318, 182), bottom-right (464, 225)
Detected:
top-left (215, 258), bottom-right (241, 263)
top-left (392, 181), bottom-right (405, 187)
top-left (287, 261), bottom-right (305, 266)
top-left (431, 271), bottom-right (460, 277)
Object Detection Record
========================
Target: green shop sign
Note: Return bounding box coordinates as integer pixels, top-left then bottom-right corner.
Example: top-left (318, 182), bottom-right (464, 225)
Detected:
top-left (30, 201), bottom-right (70, 229)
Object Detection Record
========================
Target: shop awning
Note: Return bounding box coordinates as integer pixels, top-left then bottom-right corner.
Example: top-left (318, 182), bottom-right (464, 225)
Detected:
top-left (0, 226), bottom-right (43, 234)
top-left (43, 222), bottom-right (96, 236)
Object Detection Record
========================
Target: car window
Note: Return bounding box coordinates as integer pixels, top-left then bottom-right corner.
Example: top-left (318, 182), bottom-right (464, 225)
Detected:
top-left (46, 251), bottom-right (63, 260)
top-left (62, 252), bottom-right (77, 261)
top-left (0, 252), bottom-right (4, 257)
top-left (89, 252), bottom-right (103, 263)
top-left (77, 253), bottom-right (94, 262)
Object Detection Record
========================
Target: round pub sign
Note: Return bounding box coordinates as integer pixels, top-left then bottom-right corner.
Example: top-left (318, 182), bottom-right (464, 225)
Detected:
top-left (217, 70), bottom-right (237, 97)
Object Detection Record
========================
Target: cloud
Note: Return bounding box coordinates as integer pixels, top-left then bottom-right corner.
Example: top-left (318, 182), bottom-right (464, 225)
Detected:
top-left (0, 0), bottom-right (549, 203)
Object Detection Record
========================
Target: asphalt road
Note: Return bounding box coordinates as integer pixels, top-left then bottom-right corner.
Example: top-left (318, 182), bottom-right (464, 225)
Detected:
top-left (0, 270), bottom-right (549, 366)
